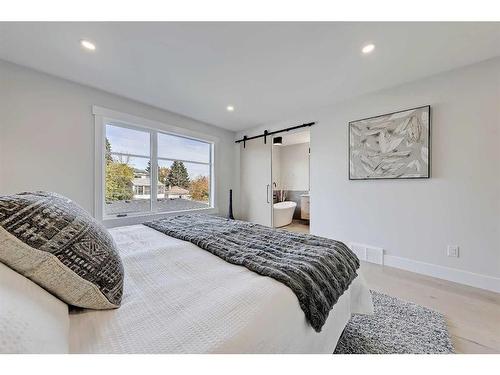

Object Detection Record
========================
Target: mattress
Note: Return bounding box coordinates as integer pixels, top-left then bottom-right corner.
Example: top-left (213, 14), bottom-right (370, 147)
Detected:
top-left (69, 224), bottom-right (373, 353)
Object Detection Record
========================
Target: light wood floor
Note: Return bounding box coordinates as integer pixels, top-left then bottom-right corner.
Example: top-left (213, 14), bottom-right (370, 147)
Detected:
top-left (360, 261), bottom-right (500, 354)
top-left (277, 221), bottom-right (500, 353)
top-left (280, 220), bottom-right (310, 234)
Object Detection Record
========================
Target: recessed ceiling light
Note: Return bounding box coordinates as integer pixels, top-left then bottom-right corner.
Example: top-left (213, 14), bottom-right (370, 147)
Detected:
top-left (226, 105), bottom-right (235, 112)
top-left (80, 39), bottom-right (96, 51)
top-left (361, 43), bottom-right (375, 54)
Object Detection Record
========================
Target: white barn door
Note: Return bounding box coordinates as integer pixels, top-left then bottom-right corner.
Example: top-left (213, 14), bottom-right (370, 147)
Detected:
top-left (239, 139), bottom-right (272, 226)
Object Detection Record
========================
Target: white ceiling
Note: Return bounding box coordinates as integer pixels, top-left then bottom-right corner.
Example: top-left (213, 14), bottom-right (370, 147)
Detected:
top-left (0, 22), bottom-right (499, 132)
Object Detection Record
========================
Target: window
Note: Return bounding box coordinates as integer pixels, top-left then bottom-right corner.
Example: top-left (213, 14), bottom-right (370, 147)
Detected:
top-left (105, 124), bottom-right (152, 216)
top-left (99, 114), bottom-right (214, 220)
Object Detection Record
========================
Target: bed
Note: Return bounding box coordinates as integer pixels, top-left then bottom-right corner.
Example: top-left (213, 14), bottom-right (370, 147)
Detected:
top-left (1, 191), bottom-right (373, 353)
top-left (69, 224), bottom-right (373, 354)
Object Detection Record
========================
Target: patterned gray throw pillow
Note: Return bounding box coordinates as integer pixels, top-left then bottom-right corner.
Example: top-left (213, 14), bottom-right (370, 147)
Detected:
top-left (0, 191), bottom-right (123, 309)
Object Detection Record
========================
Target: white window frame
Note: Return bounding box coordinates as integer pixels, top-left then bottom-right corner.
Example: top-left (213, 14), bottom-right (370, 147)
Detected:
top-left (93, 106), bottom-right (217, 226)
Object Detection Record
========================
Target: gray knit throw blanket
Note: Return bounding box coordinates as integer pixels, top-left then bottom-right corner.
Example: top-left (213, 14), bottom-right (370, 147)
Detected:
top-left (144, 214), bottom-right (359, 332)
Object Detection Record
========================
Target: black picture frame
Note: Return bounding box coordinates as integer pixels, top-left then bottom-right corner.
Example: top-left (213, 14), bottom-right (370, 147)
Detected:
top-left (348, 105), bottom-right (431, 180)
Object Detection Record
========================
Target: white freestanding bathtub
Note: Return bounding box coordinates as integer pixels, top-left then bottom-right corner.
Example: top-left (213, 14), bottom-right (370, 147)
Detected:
top-left (273, 201), bottom-right (297, 227)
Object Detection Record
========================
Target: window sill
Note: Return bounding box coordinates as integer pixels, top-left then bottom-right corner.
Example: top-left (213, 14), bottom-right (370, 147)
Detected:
top-left (101, 206), bottom-right (218, 228)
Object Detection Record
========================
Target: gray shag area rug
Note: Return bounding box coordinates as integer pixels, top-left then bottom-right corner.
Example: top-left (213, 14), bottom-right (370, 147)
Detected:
top-left (334, 291), bottom-right (454, 354)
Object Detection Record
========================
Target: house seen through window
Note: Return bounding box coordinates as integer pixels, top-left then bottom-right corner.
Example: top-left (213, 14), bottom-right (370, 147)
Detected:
top-left (104, 123), bottom-right (213, 217)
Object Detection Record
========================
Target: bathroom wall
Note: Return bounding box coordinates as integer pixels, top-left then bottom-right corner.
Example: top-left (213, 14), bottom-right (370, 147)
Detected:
top-left (279, 143), bottom-right (310, 191)
top-left (272, 145), bottom-right (281, 188)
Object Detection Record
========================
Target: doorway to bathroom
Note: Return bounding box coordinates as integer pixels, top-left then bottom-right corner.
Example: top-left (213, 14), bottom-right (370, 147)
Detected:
top-left (238, 128), bottom-right (310, 232)
top-left (271, 130), bottom-right (310, 233)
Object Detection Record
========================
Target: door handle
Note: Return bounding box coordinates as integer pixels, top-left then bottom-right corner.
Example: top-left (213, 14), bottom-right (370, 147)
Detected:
top-left (266, 184), bottom-right (270, 203)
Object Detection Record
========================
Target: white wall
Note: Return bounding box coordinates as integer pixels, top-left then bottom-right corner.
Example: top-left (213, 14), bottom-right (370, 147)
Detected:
top-left (0, 60), bottom-right (237, 223)
top-left (236, 58), bottom-right (500, 289)
top-left (278, 143), bottom-right (310, 191)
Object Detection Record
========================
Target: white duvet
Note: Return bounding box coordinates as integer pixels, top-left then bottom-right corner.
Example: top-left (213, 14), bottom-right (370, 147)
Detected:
top-left (69, 224), bottom-right (373, 353)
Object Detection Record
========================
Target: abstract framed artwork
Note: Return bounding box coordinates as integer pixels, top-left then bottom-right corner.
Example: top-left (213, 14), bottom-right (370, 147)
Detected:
top-left (349, 105), bottom-right (430, 180)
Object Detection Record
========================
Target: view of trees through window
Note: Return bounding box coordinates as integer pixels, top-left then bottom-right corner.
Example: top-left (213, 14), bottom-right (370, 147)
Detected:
top-left (104, 123), bottom-right (212, 217)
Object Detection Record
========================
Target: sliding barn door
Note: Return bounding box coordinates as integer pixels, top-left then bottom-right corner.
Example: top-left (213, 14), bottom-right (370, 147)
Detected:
top-left (239, 139), bottom-right (272, 226)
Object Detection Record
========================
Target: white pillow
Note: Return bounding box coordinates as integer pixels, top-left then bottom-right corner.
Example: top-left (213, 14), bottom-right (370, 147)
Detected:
top-left (0, 262), bottom-right (69, 353)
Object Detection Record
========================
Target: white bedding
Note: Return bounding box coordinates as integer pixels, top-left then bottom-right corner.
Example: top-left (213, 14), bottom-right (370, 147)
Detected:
top-left (0, 262), bottom-right (69, 353)
top-left (69, 224), bottom-right (373, 353)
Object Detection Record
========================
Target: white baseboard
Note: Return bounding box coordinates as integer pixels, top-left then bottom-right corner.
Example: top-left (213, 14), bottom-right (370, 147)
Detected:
top-left (383, 255), bottom-right (500, 294)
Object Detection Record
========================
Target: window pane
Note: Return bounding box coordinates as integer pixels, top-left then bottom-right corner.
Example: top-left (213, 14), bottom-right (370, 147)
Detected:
top-left (158, 133), bottom-right (210, 163)
top-left (105, 155), bottom-right (151, 216)
top-left (106, 123), bottom-right (150, 156)
top-left (155, 160), bottom-right (211, 212)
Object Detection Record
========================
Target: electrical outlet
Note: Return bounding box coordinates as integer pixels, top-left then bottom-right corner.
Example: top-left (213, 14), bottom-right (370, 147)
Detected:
top-left (447, 245), bottom-right (459, 258)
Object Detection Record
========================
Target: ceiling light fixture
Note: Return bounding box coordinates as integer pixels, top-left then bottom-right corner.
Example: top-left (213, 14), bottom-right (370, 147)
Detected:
top-left (273, 137), bottom-right (283, 146)
top-left (361, 43), bottom-right (375, 54)
top-left (226, 105), bottom-right (235, 112)
top-left (80, 39), bottom-right (96, 51)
